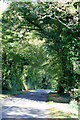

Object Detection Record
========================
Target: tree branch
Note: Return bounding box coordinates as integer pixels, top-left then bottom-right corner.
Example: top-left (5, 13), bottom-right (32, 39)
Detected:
top-left (51, 13), bottom-right (79, 33)
top-left (41, 13), bottom-right (79, 33)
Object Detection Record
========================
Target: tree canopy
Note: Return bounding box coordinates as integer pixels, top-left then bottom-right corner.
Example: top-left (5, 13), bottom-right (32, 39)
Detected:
top-left (2, 0), bottom-right (80, 93)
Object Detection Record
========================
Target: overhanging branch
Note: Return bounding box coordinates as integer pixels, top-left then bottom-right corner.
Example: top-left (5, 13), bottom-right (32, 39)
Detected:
top-left (51, 13), bottom-right (79, 33)
top-left (41, 13), bottom-right (79, 33)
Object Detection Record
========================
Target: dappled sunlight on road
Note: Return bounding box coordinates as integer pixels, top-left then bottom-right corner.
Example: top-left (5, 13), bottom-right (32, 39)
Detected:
top-left (2, 106), bottom-right (48, 118)
top-left (1, 90), bottom-right (78, 118)
top-left (1, 90), bottom-right (50, 118)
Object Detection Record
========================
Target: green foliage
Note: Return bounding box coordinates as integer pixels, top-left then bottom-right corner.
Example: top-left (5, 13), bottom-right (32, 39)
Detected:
top-left (2, 1), bottom-right (80, 94)
top-left (0, 90), bottom-right (29, 99)
top-left (73, 90), bottom-right (80, 101)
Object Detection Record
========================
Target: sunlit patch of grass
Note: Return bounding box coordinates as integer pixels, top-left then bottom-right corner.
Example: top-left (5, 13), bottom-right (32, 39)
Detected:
top-left (68, 102), bottom-right (78, 110)
top-left (0, 94), bottom-right (12, 99)
top-left (47, 90), bottom-right (78, 118)
top-left (29, 89), bottom-right (39, 92)
top-left (48, 107), bottom-right (78, 118)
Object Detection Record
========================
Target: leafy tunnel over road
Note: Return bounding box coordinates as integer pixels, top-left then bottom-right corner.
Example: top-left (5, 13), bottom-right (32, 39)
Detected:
top-left (1, 89), bottom-right (78, 119)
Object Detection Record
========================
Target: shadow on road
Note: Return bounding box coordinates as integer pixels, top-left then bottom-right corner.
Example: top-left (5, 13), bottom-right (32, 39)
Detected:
top-left (2, 90), bottom-right (50, 119)
top-left (1, 118), bottom-right (79, 120)
top-left (12, 90), bottom-right (51, 102)
top-left (2, 106), bottom-right (48, 118)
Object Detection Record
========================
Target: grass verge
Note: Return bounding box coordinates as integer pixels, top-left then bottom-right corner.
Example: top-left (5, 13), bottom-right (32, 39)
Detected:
top-left (0, 90), bottom-right (29, 99)
top-left (0, 89), bottom-right (40, 99)
top-left (47, 91), bottom-right (78, 118)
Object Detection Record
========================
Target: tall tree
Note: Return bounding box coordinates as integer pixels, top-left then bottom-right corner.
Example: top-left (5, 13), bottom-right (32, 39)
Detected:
top-left (2, 1), bottom-right (80, 92)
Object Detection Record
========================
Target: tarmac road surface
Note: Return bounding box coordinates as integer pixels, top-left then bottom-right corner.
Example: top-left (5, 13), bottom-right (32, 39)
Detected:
top-left (0, 89), bottom-right (51, 119)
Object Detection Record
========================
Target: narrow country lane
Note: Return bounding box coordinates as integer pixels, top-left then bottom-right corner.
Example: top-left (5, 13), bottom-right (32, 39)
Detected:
top-left (0, 89), bottom-right (51, 119)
